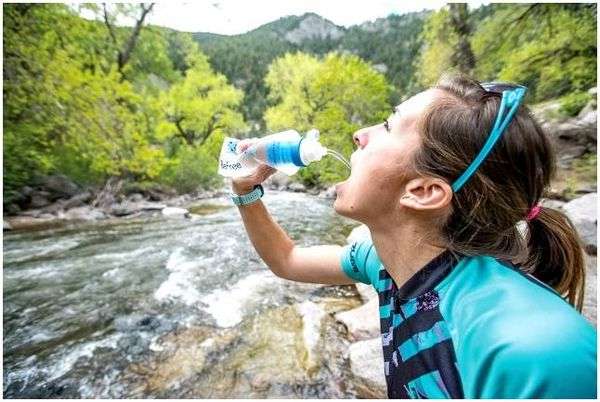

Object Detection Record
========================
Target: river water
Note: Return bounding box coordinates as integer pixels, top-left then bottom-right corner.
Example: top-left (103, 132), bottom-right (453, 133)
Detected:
top-left (3, 191), bottom-right (363, 398)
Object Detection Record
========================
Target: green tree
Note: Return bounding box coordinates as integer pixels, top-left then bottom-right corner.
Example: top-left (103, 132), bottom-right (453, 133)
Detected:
top-left (472, 4), bottom-right (597, 101)
top-left (414, 7), bottom-right (459, 87)
top-left (156, 48), bottom-right (246, 191)
top-left (265, 52), bottom-right (391, 186)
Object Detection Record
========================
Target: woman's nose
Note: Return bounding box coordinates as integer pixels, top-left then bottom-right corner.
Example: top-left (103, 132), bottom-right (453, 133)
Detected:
top-left (352, 129), bottom-right (369, 149)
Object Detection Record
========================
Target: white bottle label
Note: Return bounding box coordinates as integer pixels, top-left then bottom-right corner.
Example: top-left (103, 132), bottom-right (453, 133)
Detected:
top-left (218, 137), bottom-right (258, 178)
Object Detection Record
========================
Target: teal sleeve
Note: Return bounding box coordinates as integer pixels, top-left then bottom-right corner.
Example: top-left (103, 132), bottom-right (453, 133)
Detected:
top-left (438, 256), bottom-right (597, 399)
top-left (339, 240), bottom-right (379, 285)
top-left (472, 326), bottom-right (597, 399)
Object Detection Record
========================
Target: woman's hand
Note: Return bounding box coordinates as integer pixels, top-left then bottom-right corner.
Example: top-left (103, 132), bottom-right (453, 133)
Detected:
top-left (231, 138), bottom-right (277, 195)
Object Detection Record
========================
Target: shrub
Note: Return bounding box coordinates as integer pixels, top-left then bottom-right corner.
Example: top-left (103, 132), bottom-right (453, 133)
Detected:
top-left (559, 91), bottom-right (593, 117)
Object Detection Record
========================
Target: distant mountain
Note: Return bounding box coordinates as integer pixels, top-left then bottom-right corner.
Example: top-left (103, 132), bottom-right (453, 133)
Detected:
top-left (192, 11), bottom-right (431, 129)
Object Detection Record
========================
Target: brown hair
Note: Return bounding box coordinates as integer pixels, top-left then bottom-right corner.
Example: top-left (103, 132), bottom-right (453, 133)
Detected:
top-left (414, 74), bottom-right (585, 310)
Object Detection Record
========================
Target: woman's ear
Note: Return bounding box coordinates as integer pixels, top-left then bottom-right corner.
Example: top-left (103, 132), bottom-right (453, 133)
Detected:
top-left (399, 177), bottom-right (453, 211)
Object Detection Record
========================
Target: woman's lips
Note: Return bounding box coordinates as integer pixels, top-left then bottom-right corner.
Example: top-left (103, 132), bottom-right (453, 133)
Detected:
top-left (335, 179), bottom-right (347, 195)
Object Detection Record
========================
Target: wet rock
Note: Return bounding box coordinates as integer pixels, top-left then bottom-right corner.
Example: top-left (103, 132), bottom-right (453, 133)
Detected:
top-left (355, 283), bottom-right (378, 303)
top-left (536, 102), bottom-right (596, 169)
top-left (111, 201), bottom-right (167, 216)
top-left (38, 174), bottom-right (80, 199)
top-left (288, 182), bottom-right (306, 193)
top-left (4, 202), bottom-right (21, 215)
top-left (162, 207), bottom-right (190, 218)
top-left (557, 145), bottom-right (588, 168)
top-left (318, 185), bottom-right (337, 199)
top-left (117, 333), bottom-right (150, 357)
top-left (187, 203), bottom-right (230, 216)
top-left (43, 199), bottom-right (67, 214)
top-left (346, 224), bottom-right (371, 244)
top-left (563, 193), bottom-right (597, 255)
top-left (6, 381), bottom-right (80, 398)
top-left (61, 206), bottom-right (106, 221)
top-left (5, 215), bottom-right (59, 231)
top-left (18, 208), bottom-right (43, 218)
top-left (348, 337), bottom-right (386, 398)
top-left (297, 301), bottom-right (326, 372)
top-left (63, 191), bottom-right (92, 209)
top-left (29, 191), bottom-right (52, 208)
top-left (20, 185), bottom-right (34, 198)
top-left (541, 198), bottom-right (566, 211)
top-left (128, 193), bottom-right (144, 203)
top-left (266, 171), bottom-right (291, 190)
top-left (335, 298), bottom-right (379, 341)
top-left (578, 102), bottom-right (597, 120)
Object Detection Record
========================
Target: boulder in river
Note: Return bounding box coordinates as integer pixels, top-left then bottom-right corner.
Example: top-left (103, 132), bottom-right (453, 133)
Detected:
top-left (61, 206), bottom-right (106, 221)
top-left (37, 174), bottom-right (80, 199)
top-left (29, 191), bottom-right (52, 208)
top-left (563, 192), bottom-right (597, 255)
top-left (63, 191), bottom-right (92, 209)
top-left (318, 185), bottom-right (337, 199)
top-left (288, 182), bottom-right (307, 192)
top-left (335, 298), bottom-right (379, 341)
top-left (161, 207), bottom-right (190, 218)
top-left (266, 171), bottom-right (291, 190)
top-left (110, 201), bottom-right (167, 216)
top-left (355, 283), bottom-right (378, 303)
top-left (5, 215), bottom-right (59, 231)
top-left (348, 337), bottom-right (386, 398)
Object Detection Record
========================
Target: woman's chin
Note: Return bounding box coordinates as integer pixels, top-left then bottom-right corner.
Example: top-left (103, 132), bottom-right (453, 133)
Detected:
top-left (333, 181), bottom-right (351, 216)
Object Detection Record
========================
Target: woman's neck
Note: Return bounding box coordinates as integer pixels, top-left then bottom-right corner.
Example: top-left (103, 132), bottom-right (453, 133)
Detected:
top-left (369, 221), bottom-right (446, 289)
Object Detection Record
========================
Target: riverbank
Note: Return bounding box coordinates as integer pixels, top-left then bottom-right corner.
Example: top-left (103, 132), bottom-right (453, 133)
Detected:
top-left (5, 88), bottom-right (595, 232)
top-left (3, 173), bottom-right (338, 232)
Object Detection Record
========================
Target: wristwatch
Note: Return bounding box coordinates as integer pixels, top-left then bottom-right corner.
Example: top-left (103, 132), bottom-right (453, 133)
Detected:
top-left (231, 185), bottom-right (264, 206)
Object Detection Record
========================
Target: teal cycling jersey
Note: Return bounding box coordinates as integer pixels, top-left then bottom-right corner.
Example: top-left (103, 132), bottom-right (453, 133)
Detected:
top-left (340, 239), bottom-right (597, 399)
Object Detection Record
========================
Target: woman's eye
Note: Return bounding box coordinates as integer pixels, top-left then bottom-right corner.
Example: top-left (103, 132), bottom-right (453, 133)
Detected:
top-left (383, 119), bottom-right (390, 132)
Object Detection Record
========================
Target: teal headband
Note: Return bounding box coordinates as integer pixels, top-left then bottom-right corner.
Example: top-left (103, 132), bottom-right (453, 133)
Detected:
top-left (451, 84), bottom-right (527, 192)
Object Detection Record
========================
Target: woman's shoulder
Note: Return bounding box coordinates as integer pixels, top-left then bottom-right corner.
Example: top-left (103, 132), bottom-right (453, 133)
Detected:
top-left (442, 255), bottom-right (597, 398)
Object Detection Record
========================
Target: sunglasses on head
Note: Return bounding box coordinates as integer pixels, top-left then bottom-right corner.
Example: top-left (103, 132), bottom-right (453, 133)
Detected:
top-left (451, 82), bottom-right (528, 192)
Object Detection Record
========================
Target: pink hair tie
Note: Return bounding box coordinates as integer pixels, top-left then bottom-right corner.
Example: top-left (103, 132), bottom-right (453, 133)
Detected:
top-left (526, 204), bottom-right (542, 222)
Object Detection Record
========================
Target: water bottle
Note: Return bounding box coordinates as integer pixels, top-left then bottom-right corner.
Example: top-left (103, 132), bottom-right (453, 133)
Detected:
top-left (218, 129), bottom-right (328, 178)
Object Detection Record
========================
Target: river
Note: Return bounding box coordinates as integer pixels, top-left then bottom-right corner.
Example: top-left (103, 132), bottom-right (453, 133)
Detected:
top-left (3, 191), bottom-right (363, 398)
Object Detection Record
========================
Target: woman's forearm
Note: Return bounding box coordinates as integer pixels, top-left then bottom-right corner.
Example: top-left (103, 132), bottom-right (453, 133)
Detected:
top-left (236, 200), bottom-right (295, 275)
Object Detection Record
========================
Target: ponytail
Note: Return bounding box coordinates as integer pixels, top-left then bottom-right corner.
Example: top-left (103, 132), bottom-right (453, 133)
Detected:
top-left (524, 207), bottom-right (586, 311)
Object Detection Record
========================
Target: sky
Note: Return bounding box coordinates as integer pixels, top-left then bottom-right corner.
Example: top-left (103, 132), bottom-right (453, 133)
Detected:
top-left (85, 1), bottom-right (488, 35)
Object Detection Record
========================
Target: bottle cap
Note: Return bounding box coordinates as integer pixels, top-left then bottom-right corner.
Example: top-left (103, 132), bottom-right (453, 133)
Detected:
top-left (300, 129), bottom-right (327, 164)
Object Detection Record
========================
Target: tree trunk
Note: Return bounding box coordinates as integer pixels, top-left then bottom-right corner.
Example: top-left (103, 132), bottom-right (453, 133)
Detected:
top-left (448, 4), bottom-right (476, 74)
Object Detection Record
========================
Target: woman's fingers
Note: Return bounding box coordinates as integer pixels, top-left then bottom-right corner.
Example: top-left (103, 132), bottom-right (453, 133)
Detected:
top-left (237, 138), bottom-right (258, 153)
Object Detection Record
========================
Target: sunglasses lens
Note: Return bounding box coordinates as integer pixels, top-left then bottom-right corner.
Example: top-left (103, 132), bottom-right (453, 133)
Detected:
top-left (482, 82), bottom-right (522, 94)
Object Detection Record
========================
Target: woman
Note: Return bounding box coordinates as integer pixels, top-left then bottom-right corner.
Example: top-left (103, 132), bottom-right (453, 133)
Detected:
top-left (229, 75), bottom-right (597, 398)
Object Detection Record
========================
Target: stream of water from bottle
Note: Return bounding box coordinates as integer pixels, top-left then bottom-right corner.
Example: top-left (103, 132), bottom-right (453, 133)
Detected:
top-left (325, 149), bottom-right (351, 171)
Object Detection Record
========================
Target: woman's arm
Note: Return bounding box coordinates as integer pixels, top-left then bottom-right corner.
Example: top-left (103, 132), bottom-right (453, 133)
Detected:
top-left (232, 156), bottom-right (355, 285)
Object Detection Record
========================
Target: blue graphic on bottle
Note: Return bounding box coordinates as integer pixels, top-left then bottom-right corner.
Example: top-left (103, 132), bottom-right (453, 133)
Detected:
top-left (265, 139), bottom-right (306, 167)
top-left (227, 140), bottom-right (237, 153)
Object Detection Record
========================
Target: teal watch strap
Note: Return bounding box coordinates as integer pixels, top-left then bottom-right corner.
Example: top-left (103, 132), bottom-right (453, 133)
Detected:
top-left (231, 185), bottom-right (264, 206)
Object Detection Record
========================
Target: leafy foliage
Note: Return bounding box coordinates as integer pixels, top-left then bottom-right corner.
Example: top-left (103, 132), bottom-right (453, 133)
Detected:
top-left (558, 91), bottom-right (594, 117)
top-left (264, 52), bottom-right (391, 185)
top-left (3, 3), bottom-right (244, 204)
top-left (3, 4), bottom-right (596, 205)
top-left (194, 12), bottom-right (428, 128)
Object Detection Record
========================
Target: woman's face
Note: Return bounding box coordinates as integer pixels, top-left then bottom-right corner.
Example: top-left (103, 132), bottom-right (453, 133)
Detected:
top-left (334, 89), bottom-right (443, 223)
